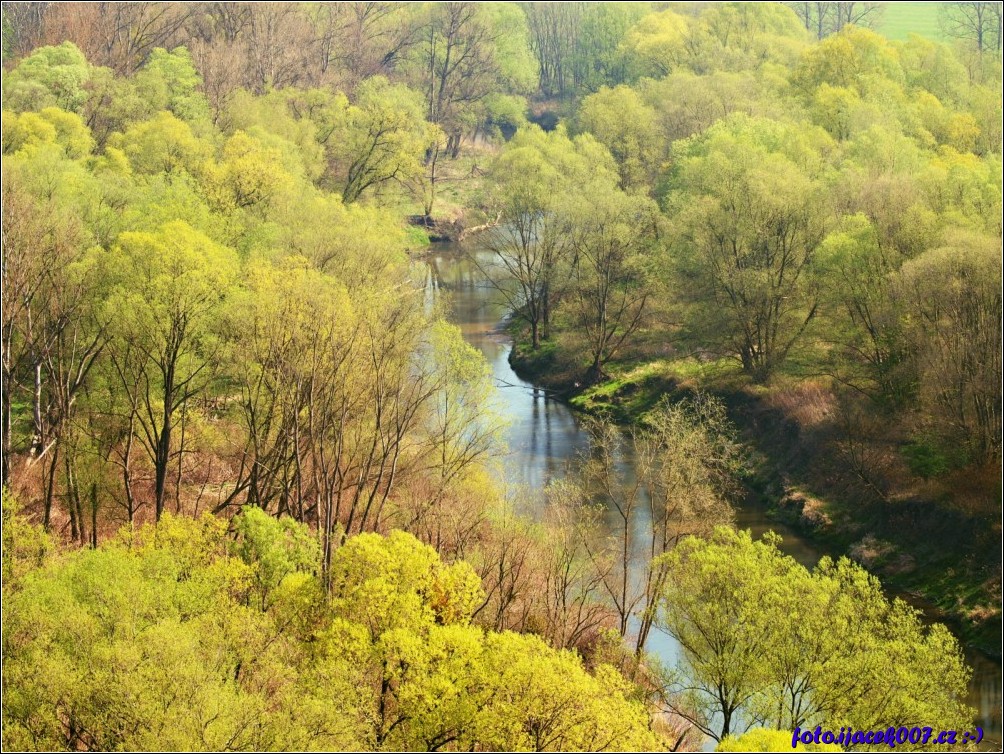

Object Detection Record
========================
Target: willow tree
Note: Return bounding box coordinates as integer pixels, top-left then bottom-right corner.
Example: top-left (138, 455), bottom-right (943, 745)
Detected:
top-left (566, 182), bottom-right (659, 383)
top-left (632, 395), bottom-right (741, 654)
top-left (327, 77), bottom-right (438, 203)
top-left (896, 230), bottom-right (1003, 464)
top-left (577, 85), bottom-right (664, 191)
top-left (656, 528), bottom-right (973, 742)
top-left (478, 125), bottom-right (617, 349)
top-left (101, 221), bottom-right (238, 520)
top-left (666, 114), bottom-right (832, 382)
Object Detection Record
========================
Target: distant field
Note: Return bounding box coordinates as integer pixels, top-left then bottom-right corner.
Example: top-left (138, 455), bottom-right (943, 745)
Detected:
top-left (875, 2), bottom-right (949, 41)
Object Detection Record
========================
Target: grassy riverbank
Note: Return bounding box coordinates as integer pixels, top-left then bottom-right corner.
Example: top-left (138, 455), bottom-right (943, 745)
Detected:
top-left (510, 333), bottom-right (1002, 656)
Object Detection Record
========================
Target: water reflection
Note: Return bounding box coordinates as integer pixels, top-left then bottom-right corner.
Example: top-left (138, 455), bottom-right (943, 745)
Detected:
top-left (427, 249), bottom-right (590, 492)
top-left (426, 245), bottom-right (1001, 747)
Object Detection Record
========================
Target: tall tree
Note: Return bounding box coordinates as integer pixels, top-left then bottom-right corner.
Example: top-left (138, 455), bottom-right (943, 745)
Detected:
top-left (522, 1), bottom-right (584, 97)
top-left (2, 1), bottom-right (50, 60)
top-left (656, 528), bottom-right (974, 742)
top-left (786, 2), bottom-right (884, 40)
top-left (896, 230), bottom-right (1003, 464)
top-left (332, 77), bottom-right (437, 203)
top-left (477, 125), bottom-right (617, 349)
top-left (941, 1), bottom-right (1003, 54)
top-left (567, 183), bottom-right (659, 383)
top-left (412, 1), bottom-right (535, 156)
top-left (101, 221), bottom-right (238, 520)
top-left (632, 395), bottom-right (740, 654)
top-left (0, 165), bottom-right (105, 533)
top-left (576, 85), bottom-right (664, 192)
top-left (42, 2), bottom-right (192, 74)
top-left (667, 115), bottom-right (831, 382)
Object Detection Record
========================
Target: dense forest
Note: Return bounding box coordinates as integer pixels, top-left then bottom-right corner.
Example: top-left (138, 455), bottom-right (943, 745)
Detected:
top-left (2, 2), bottom-right (1001, 751)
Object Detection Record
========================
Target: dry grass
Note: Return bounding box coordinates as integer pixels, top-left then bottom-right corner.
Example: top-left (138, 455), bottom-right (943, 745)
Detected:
top-left (762, 378), bottom-right (836, 430)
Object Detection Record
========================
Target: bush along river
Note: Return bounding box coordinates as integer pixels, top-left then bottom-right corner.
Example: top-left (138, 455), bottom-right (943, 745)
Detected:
top-left (423, 243), bottom-right (1001, 747)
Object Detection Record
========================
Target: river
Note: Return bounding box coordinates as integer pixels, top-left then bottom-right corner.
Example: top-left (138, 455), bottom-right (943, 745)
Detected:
top-left (424, 244), bottom-right (1001, 747)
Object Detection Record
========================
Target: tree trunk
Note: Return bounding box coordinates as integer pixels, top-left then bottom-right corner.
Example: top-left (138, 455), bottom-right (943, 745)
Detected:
top-left (154, 417), bottom-right (171, 521)
top-left (43, 444), bottom-right (59, 530)
top-left (122, 419), bottom-right (136, 523)
top-left (90, 483), bottom-right (98, 548)
top-left (2, 373), bottom-right (11, 485)
top-left (32, 361), bottom-right (43, 455)
top-left (584, 356), bottom-right (605, 386)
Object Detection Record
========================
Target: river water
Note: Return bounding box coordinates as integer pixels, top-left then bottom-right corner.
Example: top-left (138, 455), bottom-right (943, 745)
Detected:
top-left (424, 245), bottom-right (1001, 746)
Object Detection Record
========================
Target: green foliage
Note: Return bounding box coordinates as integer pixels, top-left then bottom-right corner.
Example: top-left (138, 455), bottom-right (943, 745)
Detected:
top-left (134, 47), bottom-right (211, 125)
top-left (329, 530), bottom-right (484, 638)
top-left (665, 114), bottom-right (832, 381)
top-left (577, 85), bottom-right (663, 190)
top-left (1, 110), bottom-right (57, 154)
top-left (1, 490), bottom-right (52, 588)
top-left (794, 25), bottom-right (905, 94)
top-left (895, 229), bottom-right (1002, 463)
top-left (621, 9), bottom-right (690, 79)
top-left (3, 509), bottom-right (661, 752)
top-left (233, 507), bottom-right (320, 610)
top-left (402, 1), bottom-right (536, 143)
top-left (102, 221), bottom-right (239, 337)
top-left (478, 124), bottom-right (623, 349)
top-left (110, 110), bottom-right (211, 175)
top-left (657, 528), bottom-right (974, 743)
top-left (2, 107), bottom-right (94, 158)
top-left (201, 130), bottom-right (294, 213)
top-left (331, 77), bottom-right (436, 203)
top-left (690, 2), bottom-right (810, 72)
top-left (481, 2), bottom-right (539, 94)
top-left (564, 181), bottom-right (661, 375)
top-left (3, 42), bottom-right (90, 112)
top-left (572, 3), bottom-right (649, 92)
top-left (36, 107), bottom-right (94, 157)
top-left (814, 212), bottom-right (914, 406)
top-left (1, 15), bottom-right (998, 754)
top-left (902, 437), bottom-right (966, 478)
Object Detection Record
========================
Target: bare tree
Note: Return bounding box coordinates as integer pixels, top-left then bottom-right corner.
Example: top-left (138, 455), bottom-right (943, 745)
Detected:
top-left (579, 419), bottom-right (645, 639)
top-left (44, 2), bottom-right (193, 73)
top-left (785, 2), bottom-right (884, 40)
top-left (568, 189), bottom-right (658, 384)
top-left (541, 482), bottom-right (615, 650)
top-left (418, 2), bottom-right (506, 156)
top-left (317, 2), bottom-right (421, 89)
top-left (3, 1), bottom-right (50, 59)
top-left (476, 212), bottom-right (569, 350)
top-left (941, 1), bottom-right (1003, 53)
top-left (243, 3), bottom-right (313, 92)
top-left (1, 176), bottom-right (103, 531)
top-left (523, 2), bottom-right (584, 97)
top-left (632, 396), bottom-right (740, 654)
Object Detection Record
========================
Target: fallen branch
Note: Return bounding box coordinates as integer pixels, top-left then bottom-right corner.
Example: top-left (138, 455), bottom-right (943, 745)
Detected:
top-left (458, 212), bottom-right (502, 241)
top-left (494, 378), bottom-right (564, 397)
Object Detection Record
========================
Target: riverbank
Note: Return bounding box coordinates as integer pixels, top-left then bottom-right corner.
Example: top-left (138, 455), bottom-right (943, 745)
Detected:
top-left (509, 337), bottom-right (1003, 658)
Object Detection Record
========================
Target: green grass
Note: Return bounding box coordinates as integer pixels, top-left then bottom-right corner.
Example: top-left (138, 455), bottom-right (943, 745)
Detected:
top-left (875, 2), bottom-right (948, 41)
top-left (568, 357), bottom-right (741, 422)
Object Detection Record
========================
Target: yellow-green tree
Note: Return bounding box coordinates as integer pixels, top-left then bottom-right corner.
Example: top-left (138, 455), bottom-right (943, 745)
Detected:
top-left (100, 221), bottom-right (238, 519)
top-left (656, 528), bottom-right (973, 744)
top-left (666, 114), bottom-right (832, 382)
top-left (895, 230), bottom-right (1002, 464)
top-left (577, 85), bottom-right (663, 191)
